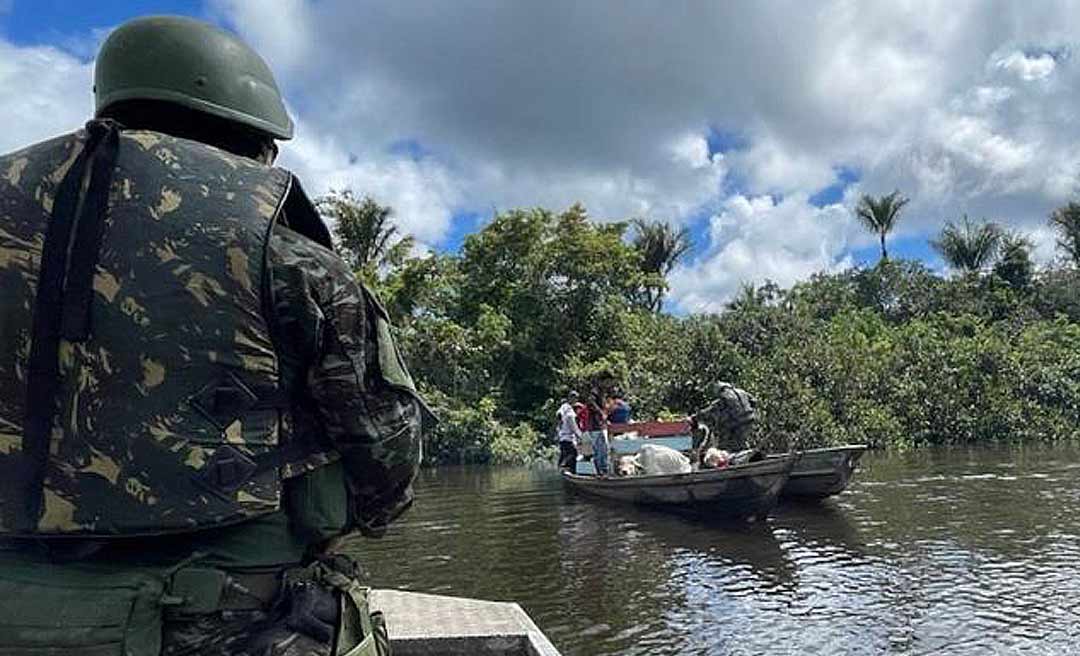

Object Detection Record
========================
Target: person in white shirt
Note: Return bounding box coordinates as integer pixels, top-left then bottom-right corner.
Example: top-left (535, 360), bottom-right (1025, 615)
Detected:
top-left (556, 391), bottom-right (584, 471)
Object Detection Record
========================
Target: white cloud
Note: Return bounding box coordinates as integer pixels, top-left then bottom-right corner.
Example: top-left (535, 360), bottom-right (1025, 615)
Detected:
top-left (206, 0), bottom-right (1080, 307)
top-left (1028, 225), bottom-right (1062, 265)
top-left (670, 194), bottom-right (854, 313)
top-left (996, 51), bottom-right (1058, 81)
top-left (212, 0), bottom-right (312, 77)
top-left (0, 40), bottom-right (92, 153)
top-left (731, 134), bottom-right (836, 195)
top-left (669, 133), bottom-right (714, 170)
top-left (279, 118), bottom-right (463, 244)
top-left (8, 2), bottom-right (1080, 308)
top-left (935, 114), bottom-right (1035, 182)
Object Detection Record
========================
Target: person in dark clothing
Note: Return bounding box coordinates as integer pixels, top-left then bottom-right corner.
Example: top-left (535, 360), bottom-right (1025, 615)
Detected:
top-left (608, 392), bottom-right (632, 424)
top-left (0, 16), bottom-right (428, 656)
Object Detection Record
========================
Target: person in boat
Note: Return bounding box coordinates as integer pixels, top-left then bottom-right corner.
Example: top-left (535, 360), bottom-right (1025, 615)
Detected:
top-left (556, 391), bottom-right (585, 471)
top-left (587, 388), bottom-right (611, 476)
top-left (690, 382), bottom-right (757, 464)
top-left (0, 15), bottom-right (432, 656)
top-left (573, 397), bottom-right (589, 432)
top-left (607, 390), bottom-right (632, 424)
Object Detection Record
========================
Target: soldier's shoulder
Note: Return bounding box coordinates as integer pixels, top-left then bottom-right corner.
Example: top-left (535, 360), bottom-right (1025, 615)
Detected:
top-left (267, 223), bottom-right (360, 301)
top-left (0, 131), bottom-right (83, 193)
top-left (119, 129), bottom-right (276, 179)
top-left (271, 222), bottom-right (343, 266)
top-left (1, 130), bottom-right (81, 162)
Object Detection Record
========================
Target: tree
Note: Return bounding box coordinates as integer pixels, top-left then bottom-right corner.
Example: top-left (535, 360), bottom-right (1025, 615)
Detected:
top-left (631, 218), bottom-right (693, 311)
top-left (992, 232), bottom-right (1035, 291)
top-left (931, 215), bottom-right (1003, 273)
top-left (455, 204), bottom-right (649, 420)
top-left (1049, 201), bottom-right (1080, 267)
top-left (854, 190), bottom-right (910, 261)
top-left (727, 282), bottom-right (765, 312)
top-left (317, 190), bottom-right (415, 284)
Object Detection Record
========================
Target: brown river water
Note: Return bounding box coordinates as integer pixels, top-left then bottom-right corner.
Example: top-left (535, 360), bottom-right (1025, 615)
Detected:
top-left (348, 446), bottom-right (1080, 655)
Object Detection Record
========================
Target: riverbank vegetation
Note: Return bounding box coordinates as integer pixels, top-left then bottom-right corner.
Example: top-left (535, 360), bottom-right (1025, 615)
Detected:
top-left (318, 191), bottom-right (1080, 465)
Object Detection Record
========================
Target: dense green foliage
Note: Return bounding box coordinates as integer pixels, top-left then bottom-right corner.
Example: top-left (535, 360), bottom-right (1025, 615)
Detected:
top-left (323, 194), bottom-right (1080, 465)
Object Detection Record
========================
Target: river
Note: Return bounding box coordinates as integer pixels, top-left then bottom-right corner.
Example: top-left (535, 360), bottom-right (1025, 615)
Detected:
top-left (347, 446), bottom-right (1080, 655)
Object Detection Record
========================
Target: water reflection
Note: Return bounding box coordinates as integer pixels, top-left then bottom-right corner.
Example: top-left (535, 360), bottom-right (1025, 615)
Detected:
top-left (351, 447), bottom-right (1080, 655)
top-left (774, 501), bottom-right (863, 555)
top-left (548, 499), bottom-right (798, 654)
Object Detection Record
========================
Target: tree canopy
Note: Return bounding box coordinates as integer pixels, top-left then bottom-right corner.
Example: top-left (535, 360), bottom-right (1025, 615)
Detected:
top-left (324, 191), bottom-right (1080, 464)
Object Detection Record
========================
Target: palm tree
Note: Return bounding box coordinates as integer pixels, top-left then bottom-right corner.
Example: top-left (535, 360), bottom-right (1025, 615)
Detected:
top-left (631, 218), bottom-right (693, 311)
top-left (853, 190), bottom-right (910, 261)
top-left (1049, 201), bottom-right (1080, 267)
top-left (992, 232), bottom-right (1035, 290)
top-left (317, 190), bottom-right (415, 283)
top-left (930, 215), bottom-right (1004, 273)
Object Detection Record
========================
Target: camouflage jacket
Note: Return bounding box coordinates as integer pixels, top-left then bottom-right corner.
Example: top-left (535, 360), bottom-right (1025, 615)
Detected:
top-left (0, 123), bottom-right (425, 538)
top-left (693, 383), bottom-right (757, 451)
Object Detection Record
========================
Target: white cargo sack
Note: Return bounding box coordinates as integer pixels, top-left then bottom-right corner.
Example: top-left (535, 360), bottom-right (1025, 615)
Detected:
top-left (635, 444), bottom-right (691, 476)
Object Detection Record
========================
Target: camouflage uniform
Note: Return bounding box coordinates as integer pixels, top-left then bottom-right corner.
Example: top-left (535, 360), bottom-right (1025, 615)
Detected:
top-left (691, 383), bottom-right (757, 456)
top-left (0, 124), bottom-right (425, 653)
top-left (161, 557), bottom-right (391, 656)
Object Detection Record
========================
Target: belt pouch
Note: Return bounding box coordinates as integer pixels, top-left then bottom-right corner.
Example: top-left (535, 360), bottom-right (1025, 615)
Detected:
top-left (0, 559), bottom-right (168, 656)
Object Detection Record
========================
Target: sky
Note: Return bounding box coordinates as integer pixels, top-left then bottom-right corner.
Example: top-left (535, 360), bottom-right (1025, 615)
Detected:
top-left (2, 1), bottom-right (1079, 312)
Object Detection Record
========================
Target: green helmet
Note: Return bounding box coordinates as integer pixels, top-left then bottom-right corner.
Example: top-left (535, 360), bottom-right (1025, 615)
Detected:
top-left (94, 15), bottom-right (293, 140)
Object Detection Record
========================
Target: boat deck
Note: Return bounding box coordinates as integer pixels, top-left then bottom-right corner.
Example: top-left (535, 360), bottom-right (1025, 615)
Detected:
top-left (371, 590), bottom-right (561, 656)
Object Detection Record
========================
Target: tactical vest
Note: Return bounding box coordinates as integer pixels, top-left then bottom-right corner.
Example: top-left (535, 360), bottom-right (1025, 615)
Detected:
top-left (697, 383), bottom-right (757, 450)
top-left (0, 122), bottom-right (336, 536)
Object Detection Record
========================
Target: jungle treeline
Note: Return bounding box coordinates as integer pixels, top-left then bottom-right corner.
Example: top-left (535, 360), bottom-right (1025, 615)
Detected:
top-left (321, 192), bottom-right (1080, 465)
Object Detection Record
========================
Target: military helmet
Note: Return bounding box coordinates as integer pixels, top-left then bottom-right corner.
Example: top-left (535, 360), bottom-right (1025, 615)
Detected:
top-left (94, 15), bottom-right (293, 139)
top-left (708, 381), bottom-right (734, 399)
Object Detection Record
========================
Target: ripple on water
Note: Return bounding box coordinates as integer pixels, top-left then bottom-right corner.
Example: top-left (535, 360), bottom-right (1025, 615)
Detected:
top-left (353, 449), bottom-right (1080, 655)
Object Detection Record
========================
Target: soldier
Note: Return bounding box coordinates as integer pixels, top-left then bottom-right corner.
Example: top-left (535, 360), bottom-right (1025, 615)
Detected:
top-left (690, 382), bottom-right (757, 461)
top-left (0, 15), bottom-right (432, 656)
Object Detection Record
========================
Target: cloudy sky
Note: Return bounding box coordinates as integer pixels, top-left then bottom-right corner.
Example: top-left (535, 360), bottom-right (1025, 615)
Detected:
top-left (3, 1), bottom-right (1079, 312)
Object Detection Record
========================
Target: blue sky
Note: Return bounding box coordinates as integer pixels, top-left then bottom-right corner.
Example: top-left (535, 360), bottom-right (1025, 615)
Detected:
top-left (1, 1), bottom-right (1076, 311)
top-left (1, 1), bottom-right (200, 49)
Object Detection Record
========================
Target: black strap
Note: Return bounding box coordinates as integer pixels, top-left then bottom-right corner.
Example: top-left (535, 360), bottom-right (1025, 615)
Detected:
top-left (20, 120), bottom-right (119, 530)
top-left (61, 121), bottom-right (121, 341)
top-left (198, 439), bottom-right (320, 493)
top-left (281, 174), bottom-right (334, 249)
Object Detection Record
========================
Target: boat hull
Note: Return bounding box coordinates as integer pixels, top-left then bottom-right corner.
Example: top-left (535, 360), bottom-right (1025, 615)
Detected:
top-left (562, 456), bottom-right (795, 522)
top-left (778, 445), bottom-right (868, 499)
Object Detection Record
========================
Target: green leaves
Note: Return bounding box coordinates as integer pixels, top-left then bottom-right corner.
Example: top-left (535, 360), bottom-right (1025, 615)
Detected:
top-left (317, 190), bottom-right (415, 286)
top-left (631, 217), bottom-right (693, 311)
top-left (853, 190), bottom-right (909, 259)
top-left (1049, 201), bottom-right (1080, 267)
top-left (992, 232), bottom-right (1035, 291)
top-left (317, 189), bottom-right (1080, 463)
top-left (930, 215), bottom-right (1004, 273)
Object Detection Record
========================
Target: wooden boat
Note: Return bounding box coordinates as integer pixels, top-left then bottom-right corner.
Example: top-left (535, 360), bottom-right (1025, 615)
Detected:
top-left (774, 444), bottom-right (868, 499)
top-left (561, 454), bottom-right (798, 522)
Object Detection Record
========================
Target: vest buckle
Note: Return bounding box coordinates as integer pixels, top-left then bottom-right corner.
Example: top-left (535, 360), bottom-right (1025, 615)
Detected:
top-left (199, 444), bottom-right (258, 492)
